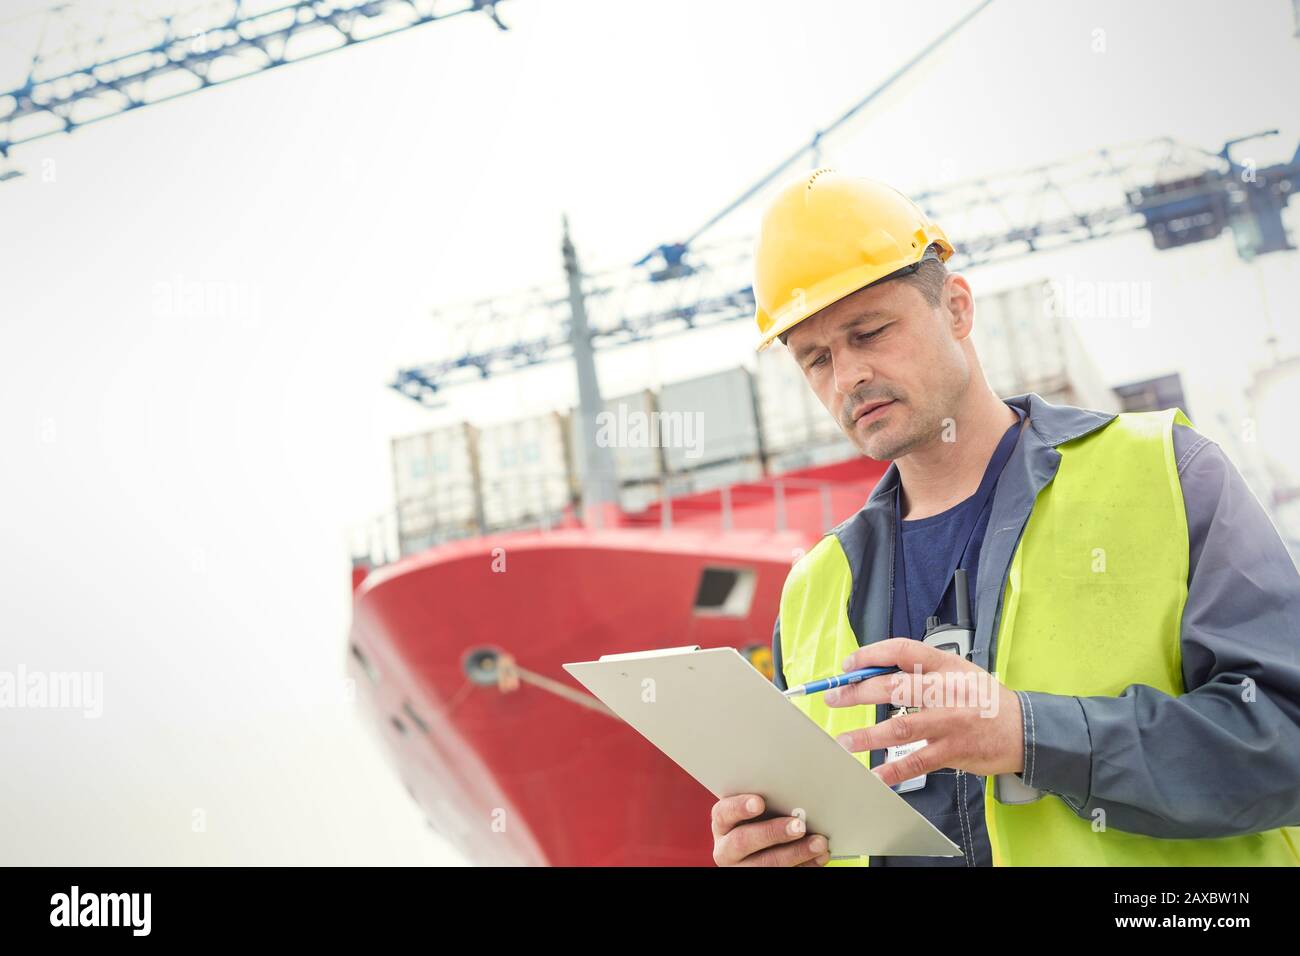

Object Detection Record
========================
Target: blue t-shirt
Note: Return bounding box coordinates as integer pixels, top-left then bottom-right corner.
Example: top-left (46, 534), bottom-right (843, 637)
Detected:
top-left (875, 491), bottom-right (1000, 868)
top-left (897, 489), bottom-right (992, 638)
top-left (875, 405), bottom-right (1024, 868)
top-left (893, 402), bottom-right (1025, 638)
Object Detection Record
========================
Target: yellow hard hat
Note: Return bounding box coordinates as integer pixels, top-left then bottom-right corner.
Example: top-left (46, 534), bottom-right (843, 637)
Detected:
top-left (752, 169), bottom-right (954, 352)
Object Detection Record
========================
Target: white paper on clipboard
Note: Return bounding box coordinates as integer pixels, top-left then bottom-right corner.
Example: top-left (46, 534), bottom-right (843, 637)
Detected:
top-left (562, 645), bottom-right (961, 859)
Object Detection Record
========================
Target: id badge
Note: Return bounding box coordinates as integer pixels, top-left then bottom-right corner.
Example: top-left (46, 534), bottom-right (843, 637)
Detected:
top-left (885, 739), bottom-right (928, 793)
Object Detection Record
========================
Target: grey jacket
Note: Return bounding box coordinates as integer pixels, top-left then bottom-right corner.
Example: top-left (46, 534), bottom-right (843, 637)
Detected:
top-left (772, 392), bottom-right (1300, 863)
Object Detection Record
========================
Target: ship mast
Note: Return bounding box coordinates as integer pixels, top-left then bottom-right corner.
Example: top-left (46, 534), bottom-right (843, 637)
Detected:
top-left (562, 216), bottom-right (621, 529)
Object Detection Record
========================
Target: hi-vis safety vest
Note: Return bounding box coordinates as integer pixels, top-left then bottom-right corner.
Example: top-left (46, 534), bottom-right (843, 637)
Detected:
top-left (778, 408), bottom-right (1300, 866)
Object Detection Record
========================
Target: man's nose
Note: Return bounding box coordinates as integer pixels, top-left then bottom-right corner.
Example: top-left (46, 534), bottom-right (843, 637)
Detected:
top-left (832, 350), bottom-right (872, 399)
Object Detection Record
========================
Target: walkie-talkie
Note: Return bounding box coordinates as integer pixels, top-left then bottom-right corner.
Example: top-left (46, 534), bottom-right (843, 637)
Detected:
top-left (922, 568), bottom-right (974, 660)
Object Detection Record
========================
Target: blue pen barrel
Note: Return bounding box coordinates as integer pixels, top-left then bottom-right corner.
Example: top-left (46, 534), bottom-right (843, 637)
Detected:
top-left (787, 664), bottom-right (902, 697)
top-left (826, 666), bottom-right (898, 688)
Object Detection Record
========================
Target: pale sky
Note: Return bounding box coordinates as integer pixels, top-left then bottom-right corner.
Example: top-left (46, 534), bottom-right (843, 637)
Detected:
top-left (1, 0), bottom-right (1298, 864)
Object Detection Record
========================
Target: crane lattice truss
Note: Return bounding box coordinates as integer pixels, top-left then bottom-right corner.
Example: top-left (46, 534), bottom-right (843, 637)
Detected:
top-left (392, 135), bottom-right (1300, 406)
top-left (0, 0), bottom-right (508, 161)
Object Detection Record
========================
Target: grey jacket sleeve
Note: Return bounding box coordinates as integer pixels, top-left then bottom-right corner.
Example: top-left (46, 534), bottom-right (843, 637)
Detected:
top-left (1009, 424), bottom-right (1300, 838)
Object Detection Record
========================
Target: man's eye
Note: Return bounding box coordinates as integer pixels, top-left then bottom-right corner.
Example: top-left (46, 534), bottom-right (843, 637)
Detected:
top-left (857, 328), bottom-right (882, 343)
top-left (810, 354), bottom-right (829, 369)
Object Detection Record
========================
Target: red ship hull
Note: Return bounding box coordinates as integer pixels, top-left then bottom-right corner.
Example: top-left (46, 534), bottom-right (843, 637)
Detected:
top-left (348, 455), bottom-right (887, 865)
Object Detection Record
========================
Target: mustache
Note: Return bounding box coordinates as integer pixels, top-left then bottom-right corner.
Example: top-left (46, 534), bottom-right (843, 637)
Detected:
top-left (843, 392), bottom-right (899, 426)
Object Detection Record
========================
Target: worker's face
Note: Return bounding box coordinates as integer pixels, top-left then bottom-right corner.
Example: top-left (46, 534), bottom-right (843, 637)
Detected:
top-left (785, 273), bottom-right (974, 461)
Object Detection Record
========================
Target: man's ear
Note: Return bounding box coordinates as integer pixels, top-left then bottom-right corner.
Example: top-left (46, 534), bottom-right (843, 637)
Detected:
top-left (944, 274), bottom-right (975, 341)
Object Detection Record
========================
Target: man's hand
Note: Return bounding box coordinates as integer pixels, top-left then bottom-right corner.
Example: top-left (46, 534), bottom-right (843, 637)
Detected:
top-left (711, 794), bottom-right (830, 866)
top-left (825, 637), bottom-right (1025, 788)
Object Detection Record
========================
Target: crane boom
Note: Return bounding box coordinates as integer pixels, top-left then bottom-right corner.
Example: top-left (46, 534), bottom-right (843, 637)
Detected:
top-left (391, 134), bottom-right (1300, 407)
top-left (0, 0), bottom-right (511, 160)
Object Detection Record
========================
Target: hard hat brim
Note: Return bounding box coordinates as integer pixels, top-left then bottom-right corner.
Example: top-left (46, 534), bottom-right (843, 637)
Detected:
top-left (755, 238), bottom-right (954, 352)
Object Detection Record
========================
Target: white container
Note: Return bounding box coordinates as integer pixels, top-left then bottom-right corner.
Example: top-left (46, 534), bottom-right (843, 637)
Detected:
top-left (753, 344), bottom-right (843, 453)
top-left (571, 388), bottom-right (664, 485)
top-left (656, 367), bottom-right (760, 472)
top-left (972, 281), bottom-right (1118, 412)
top-left (1247, 355), bottom-right (1300, 544)
top-left (391, 425), bottom-right (480, 547)
top-left (664, 458), bottom-right (764, 497)
top-left (617, 479), bottom-right (665, 514)
top-left (475, 412), bottom-right (573, 529)
top-left (766, 435), bottom-right (859, 474)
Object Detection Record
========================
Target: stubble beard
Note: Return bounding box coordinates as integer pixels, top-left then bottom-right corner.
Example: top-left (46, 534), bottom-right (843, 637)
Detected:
top-left (855, 404), bottom-right (947, 462)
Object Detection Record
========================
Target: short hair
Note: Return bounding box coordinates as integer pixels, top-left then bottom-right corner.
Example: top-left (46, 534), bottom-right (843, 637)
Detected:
top-left (777, 245), bottom-right (949, 347)
top-left (897, 249), bottom-right (949, 308)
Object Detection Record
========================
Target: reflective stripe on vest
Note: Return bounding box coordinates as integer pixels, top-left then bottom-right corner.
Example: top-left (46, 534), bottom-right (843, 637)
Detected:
top-left (779, 534), bottom-right (877, 866)
top-left (779, 408), bottom-right (1300, 866)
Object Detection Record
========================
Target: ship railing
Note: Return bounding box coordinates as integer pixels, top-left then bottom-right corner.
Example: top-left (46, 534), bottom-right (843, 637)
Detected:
top-left (351, 471), bottom-right (867, 569)
top-left (619, 475), bottom-right (849, 534)
top-left (351, 472), bottom-right (576, 567)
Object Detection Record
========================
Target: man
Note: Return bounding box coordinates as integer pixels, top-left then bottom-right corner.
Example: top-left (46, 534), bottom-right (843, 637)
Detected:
top-left (710, 170), bottom-right (1300, 867)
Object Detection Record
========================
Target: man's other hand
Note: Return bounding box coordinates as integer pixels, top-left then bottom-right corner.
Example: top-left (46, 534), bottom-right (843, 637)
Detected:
top-left (710, 794), bottom-right (830, 866)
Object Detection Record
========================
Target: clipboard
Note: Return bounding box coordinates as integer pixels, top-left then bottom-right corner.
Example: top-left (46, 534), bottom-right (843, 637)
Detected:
top-left (563, 644), bottom-right (961, 859)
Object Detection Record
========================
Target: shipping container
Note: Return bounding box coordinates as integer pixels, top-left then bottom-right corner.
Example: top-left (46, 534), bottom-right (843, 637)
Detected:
top-left (569, 388), bottom-right (664, 485)
top-left (766, 435), bottom-right (859, 475)
top-left (971, 280), bottom-right (1118, 412)
top-left (475, 412), bottom-right (574, 530)
top-left (1114, 372), bottom-right (1189, 416)
top-left (1247, 355), bottom-right (1300, 547)
top-left (616, 478), bottom-right (666, 514)
top-left (391, 424), bottom-right (481, 552)
top-left (662, 458), bottom-right (764, 498)
top-left (656, 367), bottom-right (760, 473)
top-left (753, 343), bottom-right (843, 455)
top-left (387, 280), bottom-right (1126, 549)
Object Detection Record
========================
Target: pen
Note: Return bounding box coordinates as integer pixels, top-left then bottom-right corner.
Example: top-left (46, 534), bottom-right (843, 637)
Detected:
top-left (782, 665), bottom-right (901, 698)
